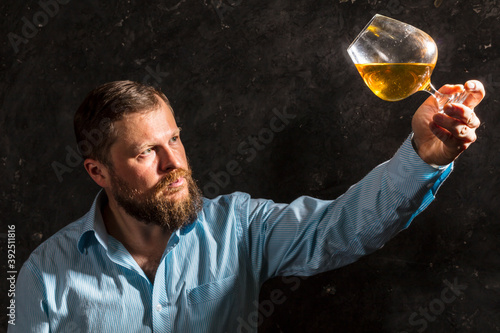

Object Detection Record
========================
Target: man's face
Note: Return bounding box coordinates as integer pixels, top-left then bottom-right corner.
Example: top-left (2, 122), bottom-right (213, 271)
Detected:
top-left (105, 98), bottom-right (202, 230)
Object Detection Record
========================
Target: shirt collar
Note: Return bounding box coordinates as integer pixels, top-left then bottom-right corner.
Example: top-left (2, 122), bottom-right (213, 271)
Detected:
top-left (76, 190), bottom-right (201, 254)
top-left (77, 190), bottom-right (109, 254)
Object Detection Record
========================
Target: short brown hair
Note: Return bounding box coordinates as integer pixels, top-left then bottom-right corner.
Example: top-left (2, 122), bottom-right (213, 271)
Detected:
top-left (73, 80), bottom-right (171, 165)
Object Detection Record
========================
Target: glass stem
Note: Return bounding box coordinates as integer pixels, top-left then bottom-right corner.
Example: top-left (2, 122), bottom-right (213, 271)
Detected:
top-left (424, 82), bottom-right (470, 111)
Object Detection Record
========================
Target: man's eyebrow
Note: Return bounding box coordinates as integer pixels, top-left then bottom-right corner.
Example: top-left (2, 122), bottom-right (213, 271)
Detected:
top-left (131, 142), bottom-right (150, 153)
top-left (131, 127), bottom-right (182, 152)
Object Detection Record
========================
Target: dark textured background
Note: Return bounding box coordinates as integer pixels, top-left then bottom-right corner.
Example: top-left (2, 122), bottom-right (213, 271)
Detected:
top-left (1, 0), bottom-right (499, 332)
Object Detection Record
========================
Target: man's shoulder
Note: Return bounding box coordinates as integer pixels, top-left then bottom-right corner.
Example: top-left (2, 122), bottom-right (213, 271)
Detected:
top-left (201, 191), bottom-right (263, 216)
top-left (201, 191), bottom-right (280, 215)
top-left (202, 191), bottom-right (251, 206)
top-left (198, 192), bottom-right (252, 226)
top-left (199, 191), bottom-right (278, 228)
top-left (25, 211), bottom-right (91, 267)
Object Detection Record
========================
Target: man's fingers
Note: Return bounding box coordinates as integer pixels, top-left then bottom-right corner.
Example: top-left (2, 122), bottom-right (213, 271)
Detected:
top-left (433, 111), bottom-right (478, 142)
top-left (436, 80), bottom-right (485, 110)
top-left (442, 104), bottom-right (481, 129)
top-left (462, 80), bottom-right (485, 109)
top-left (429, 121), bottom-right (454, 143)
top-left (430, 121), bottom-right (475, 153)
top-left (437, 84), bottom-right (464, 99)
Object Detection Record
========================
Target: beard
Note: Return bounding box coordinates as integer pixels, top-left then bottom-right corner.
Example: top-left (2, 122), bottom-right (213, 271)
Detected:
top-left (108, 166), bottom-right (203, 231)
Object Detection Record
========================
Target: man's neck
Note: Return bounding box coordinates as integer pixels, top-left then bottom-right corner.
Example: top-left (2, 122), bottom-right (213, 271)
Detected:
top-left (102, 195), bottom-right (171, 283)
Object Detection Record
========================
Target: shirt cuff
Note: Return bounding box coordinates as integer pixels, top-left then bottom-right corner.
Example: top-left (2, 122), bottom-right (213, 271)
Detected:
top-left (409, 132), bottom-right (450, 170)
top-left (386, 134), bottom-right (453, 201)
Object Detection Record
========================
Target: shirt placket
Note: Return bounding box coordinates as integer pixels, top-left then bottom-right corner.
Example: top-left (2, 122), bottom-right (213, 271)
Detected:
top-left (152, 233), bottom-right (180, 332)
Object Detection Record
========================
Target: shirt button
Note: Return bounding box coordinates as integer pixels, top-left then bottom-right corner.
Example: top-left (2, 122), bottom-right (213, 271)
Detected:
top-left (155, 304), bottom-right (162, 312)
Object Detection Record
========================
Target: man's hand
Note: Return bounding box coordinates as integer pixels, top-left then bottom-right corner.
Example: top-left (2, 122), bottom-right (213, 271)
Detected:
top-left (411, 80), bottom-right (485, 166)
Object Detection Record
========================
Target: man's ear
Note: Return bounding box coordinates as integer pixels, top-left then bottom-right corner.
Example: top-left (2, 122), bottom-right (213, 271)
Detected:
top-left (84, 158), bottom-right (110, 188)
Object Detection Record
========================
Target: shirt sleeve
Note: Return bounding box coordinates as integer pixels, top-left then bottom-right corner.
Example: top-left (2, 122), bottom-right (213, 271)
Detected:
top-left (238, 135), bottom-right (453, 282)
top-left (8, 260), bottom-right (50, 333)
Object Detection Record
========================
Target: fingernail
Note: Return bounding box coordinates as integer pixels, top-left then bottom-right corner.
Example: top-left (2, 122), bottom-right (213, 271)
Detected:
top-left (466, 82), bottom-right (476, 90)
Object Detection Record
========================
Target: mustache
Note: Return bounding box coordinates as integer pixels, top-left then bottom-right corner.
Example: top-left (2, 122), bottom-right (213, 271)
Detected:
top-left (154, 168), bottom-right (192, 193)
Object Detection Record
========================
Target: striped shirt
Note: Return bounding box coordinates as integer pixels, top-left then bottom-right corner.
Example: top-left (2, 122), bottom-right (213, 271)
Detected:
top-left (10, 136), bottom-right (452, 333)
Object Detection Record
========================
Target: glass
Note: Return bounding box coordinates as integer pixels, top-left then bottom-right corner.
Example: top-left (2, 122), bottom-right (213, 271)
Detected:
top-left (347, 14), bottom-right (469, 109)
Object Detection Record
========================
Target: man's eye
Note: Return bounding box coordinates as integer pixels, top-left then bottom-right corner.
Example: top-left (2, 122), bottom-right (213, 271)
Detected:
top-left (171, 136), bottom-right (179, 142)
top-left (141, 148), bottom-right (153, 155)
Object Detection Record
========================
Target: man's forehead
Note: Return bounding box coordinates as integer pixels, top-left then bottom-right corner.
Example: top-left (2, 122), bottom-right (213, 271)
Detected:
top-left (114, 107), bottom-right (177, 140)
top-left (120, 102), bottom-right (174, 125)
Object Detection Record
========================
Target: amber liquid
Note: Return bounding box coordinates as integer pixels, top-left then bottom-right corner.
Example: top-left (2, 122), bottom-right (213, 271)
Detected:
top-left (355, 63), bottom-right (435, 101)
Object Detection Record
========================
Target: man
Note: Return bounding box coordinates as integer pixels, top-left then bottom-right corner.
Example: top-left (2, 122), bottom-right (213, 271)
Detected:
top-left (11, 80), bottom-right (484, 332)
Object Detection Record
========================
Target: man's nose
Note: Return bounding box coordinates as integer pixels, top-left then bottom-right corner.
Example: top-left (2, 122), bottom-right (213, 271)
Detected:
top-left (158, 147), bottom-right (183, 173)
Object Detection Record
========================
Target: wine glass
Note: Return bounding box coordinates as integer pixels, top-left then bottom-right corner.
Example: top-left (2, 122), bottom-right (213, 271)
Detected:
top-left (347, 14), bottom-right (469, 110)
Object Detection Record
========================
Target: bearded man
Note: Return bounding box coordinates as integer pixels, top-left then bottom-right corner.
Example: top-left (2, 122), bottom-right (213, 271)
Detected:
top-left (11, 80), bottom-right (484, 332)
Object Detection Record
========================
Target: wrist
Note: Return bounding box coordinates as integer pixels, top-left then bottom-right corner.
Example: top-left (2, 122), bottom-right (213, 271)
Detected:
top-left (410, 134), bottom-right (447, 169)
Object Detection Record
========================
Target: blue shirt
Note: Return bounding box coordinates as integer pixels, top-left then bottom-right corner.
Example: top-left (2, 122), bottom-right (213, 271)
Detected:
top-left (10, 136), bottom-right (452, 333)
